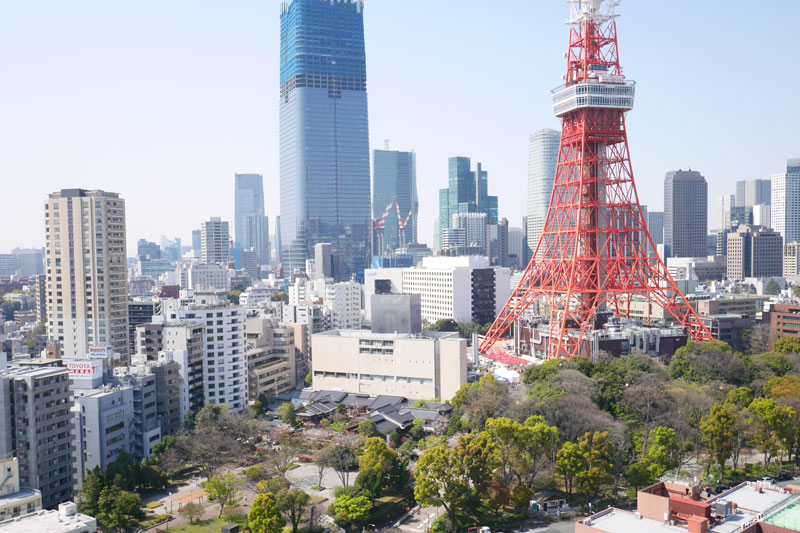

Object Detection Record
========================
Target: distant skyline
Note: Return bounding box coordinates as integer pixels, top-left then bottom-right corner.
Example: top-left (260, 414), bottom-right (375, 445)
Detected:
top-left (1, 1), bottom-right (798, 253)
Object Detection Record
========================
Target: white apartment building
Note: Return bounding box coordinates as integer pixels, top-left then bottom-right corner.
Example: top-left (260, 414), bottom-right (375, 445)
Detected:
top-left (167, 304), bottom-right (247, 412)
top-left (0, 502), bottom-right (96, 533)
top-left (771, 172), bottom-right (800, 245)
top-left (201, 217), bottom-right (230, 265)
top-left (312, 330), bottom-right (466, 401)
top-left (239, 285), bottom-right (277, 307)
top-left (451, 212), bottom-right (487, 250)
top-left (187, 262), bottom-right (230, 292)
top-left (45, 189), bottom-right (129, 359)
top-left (324, 280), bottom-right (362, 330)
top-left (365, 256), bottom-right (511, 324)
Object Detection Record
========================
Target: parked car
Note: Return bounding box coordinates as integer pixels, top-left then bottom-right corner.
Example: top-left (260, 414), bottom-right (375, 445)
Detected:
top-left (761, 476), bottom-right (775, 484)
top-left (714, 485), bottom-right (727, 494)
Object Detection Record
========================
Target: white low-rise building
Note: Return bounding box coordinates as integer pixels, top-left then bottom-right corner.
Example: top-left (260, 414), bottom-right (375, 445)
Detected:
top-left (312, 330), bottom-right (466, 401)
top-left (0, 502), bottom-right (96, 533)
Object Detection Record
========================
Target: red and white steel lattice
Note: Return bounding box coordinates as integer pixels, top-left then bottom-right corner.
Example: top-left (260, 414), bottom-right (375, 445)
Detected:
top-left (479, 0), bottom-right (713, 360)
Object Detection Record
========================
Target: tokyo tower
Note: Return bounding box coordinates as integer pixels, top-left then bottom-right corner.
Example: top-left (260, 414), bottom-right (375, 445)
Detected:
top-left (480, 0), bottom-right (713, 360)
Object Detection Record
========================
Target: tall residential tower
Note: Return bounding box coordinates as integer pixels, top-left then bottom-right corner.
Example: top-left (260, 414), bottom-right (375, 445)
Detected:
top-left (44, 189), bottom-right (129, 359)
top-left (526, 129), bottom-right (561, 259)
top-left (234, 173), bottom-right (270, 266)
top-left (279, 0), bottom-right (371, 281)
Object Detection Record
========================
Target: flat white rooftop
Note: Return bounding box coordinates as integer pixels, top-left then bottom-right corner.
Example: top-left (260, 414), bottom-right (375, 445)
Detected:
top-left (0, 509), bottom-right (96, 533)
top-left (581, 509), bottom-right (686, 533)
top-left (715, 483), bottom-right (794, 514)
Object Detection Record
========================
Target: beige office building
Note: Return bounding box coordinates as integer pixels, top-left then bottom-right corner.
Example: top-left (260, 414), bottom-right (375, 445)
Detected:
top-left (45, 189), bottom-right (129, 360)
top-left (312, 330), bottom-right (467, 401)
top-left (246, 317), bottom-right (296, 401)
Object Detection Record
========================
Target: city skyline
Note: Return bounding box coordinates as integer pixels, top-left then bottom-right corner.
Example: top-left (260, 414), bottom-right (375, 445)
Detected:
top-left (1, 1), bottom-right (799, 253)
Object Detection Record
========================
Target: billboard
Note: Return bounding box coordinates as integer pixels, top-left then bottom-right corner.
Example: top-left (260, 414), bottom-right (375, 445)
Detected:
top-left (88, 346), bottom-right (113, 359)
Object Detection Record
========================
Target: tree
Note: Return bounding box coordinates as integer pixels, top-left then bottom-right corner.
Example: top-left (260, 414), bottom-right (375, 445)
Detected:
top-left (313, 448), bottom-right (330, 488)
top-left (725, 387), bottom-right (754, 409)
top-left (574, 431), bottom-right (614, 503)
top-left (206, 473), bottom-right (241, 518)
top-left (626, 460), bottom-right (658, 493)
top-left (427, 318), bottom-right (459, 332)
top-left (355, 437), bottom-right (410, 501)
top-left (748, 398), bottom-right (782, 468)
top-left (180, 502), bottom-right (204, 524)
top-left (329, 494), bottom-right (372, 530)
top-left (765, 280), bottom-right (782, 296)
top-left (271, 292), bottom-right (289, 304)
top-left (79, 467), bottom-right (104, 517)
top-left (773, 337), bottom-right (800, 355)
top-left (765, 375), bottom-right (800, 399)
top-left (358, 419), bottom-right (380, 438)
top-left (276, 488), bottom-right (311, 533)
top-left (555, 442), bottom-right (583, 495)
top-left (251, 400), bottom-right (266, 416)
top-left (646, 426), bottom-right (680, 473)
top-left (249, 492), bottom-right (286, 533)
top-left (414, 433), bottom-right (499, 531)
top-left (279, 402), bottom-right (300, 427)
top-left (485, 416), bottom-right (560, 487)
top-left (701, 404), bottom-right (736, 480)
top-left (95, 485), bottom-right (144, 532)
top-left (328, 440), bottom-right (359, 487)
top-left (227, 290), bottom-right (242, 305)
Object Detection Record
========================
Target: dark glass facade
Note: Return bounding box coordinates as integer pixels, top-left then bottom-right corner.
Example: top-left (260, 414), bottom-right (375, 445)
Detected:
top-left (438, 157), bottom-right (498, 247)
top-left (279, 0), bottom-right (370, 281)
top-left (372, 149), bottom-right (418, 254)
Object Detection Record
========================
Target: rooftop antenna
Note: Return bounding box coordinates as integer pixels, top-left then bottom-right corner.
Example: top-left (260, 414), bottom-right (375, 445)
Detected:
top-left (384, 139), bottom-right (390, 150)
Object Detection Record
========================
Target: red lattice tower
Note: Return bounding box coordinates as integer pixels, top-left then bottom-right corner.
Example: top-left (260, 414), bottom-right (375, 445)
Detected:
top-left (480, 0), bottom-right (713, 359)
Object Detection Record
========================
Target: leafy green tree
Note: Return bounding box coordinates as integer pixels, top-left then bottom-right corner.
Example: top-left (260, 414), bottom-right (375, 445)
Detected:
top-left (251, 400), bottom-right (266, 416)
top-left (485, 416), bottom-right (559, 487)
top-left (78, 467), bottom-right (104, 516)
top-left (249, 492), bottom-right (286, 533)
top-left (725, 387), bottom-right (755, 409)
top-left (95, 485), bottom-right (144, 532)
top-left (555, 442), bottom-right (583, 495)
top-left (227, 290), bottom-right (241, 305)
top-left (328, 444), bottom-right (359, 487)
top-left (329, 494), bottom-right (372, 530)
top-left (764, 375), bottom-right (800, 398)
top-left (414, 433), bottom-right (498, 531)
top-left (427, 318), bottom-right (459, 332)
top-left (646, 426), bottom-right (680, 473)
top-left (355, 437), bottom-right (410, 500)
top-left (773, 337), bottom-right (800, 355)
top-left (574, 431), bottom-right (614, 502)
top-left (276, 488), bottom-right (311, 533)
top-left (358, 419), bottom-right (380, 438)
top-left (765, 279), bottom-right (782, 295)
top-left (195, 404), bottom-right (225, 430)
top-left (700, 404), bottom-right (736, 480)
top-left (271, 292), bottom-right (289, 304)
top-left (279, 402), bottom-right (300, 427)
top-left (184, 410), bottom-right (196, 432)
top-left (626, 460), bottom-right (658, 492)
top-left (206, 473), bottom-right (241, 518)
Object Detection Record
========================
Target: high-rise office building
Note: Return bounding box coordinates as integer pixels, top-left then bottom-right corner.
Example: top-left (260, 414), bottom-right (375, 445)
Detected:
top-left (664, 170), bottom-right (708, 258)
top-left (771, 161), bottom-right (800, 245)
top-left (372, 149), bottom-right (418, 253)
top-left (715, 194), bottom-right (735, 231)
top-left (44, 189), bottom-right (129, 359)
top-left (735, 179), bottom-right (771, 209)
top-left (788, 158), bottom-right (800, 175)
top-left (314, 242), bottom-right (333, 280)
top-left (451, 212), bottom-right (488, 252)
top-left (11, 248), bottom-right (44, 277)
top-left (647, 211), bottom-right (664, 248)
top-left (726, 225), bottom-right (783, 280)
top-left (487, 218), bottom-right (510, 268)
top-left (234, 174), bottom-right (270, 266)
top-left (200, 217), bottom-right (230, 265)
top-left (438, 157), bottom-right (498, 247)
top-left (191, 229), bottom-right (202, 258)
top-left (526, 129), bottom-right (561, 259)
top-left (279, 0), bottom-right (371, 281)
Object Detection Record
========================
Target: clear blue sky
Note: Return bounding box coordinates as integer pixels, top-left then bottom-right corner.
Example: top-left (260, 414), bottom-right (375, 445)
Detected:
top-left (1, 1), bottom-right (798, 253)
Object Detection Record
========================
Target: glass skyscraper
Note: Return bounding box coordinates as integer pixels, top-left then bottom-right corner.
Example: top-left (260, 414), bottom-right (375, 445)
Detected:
top-left (372, 149), bottom-right (418, 254)
top-left (438, 157), bottom-right (497, 248)
top-left (234, 173), bottom-right (270, 266)
top-left (279, 0), bottom-right (371, 281)
top-left (526, 129), bottom-right (561, 259)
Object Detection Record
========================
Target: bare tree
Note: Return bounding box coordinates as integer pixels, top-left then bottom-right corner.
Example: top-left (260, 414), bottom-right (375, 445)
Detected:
top-left (313, 447), bottom-right (330, 487)
top-left (327, 434), bottom-right (360, 487)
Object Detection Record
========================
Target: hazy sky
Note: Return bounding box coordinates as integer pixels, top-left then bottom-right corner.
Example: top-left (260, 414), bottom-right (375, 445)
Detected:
top-left (1, 1), bottom-right (798, 254)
